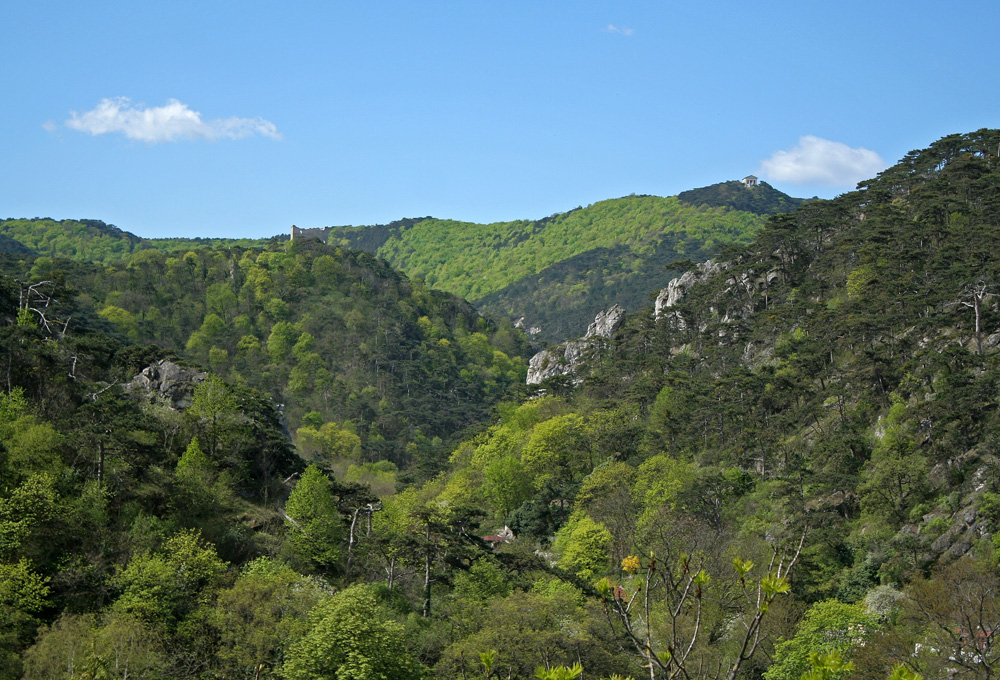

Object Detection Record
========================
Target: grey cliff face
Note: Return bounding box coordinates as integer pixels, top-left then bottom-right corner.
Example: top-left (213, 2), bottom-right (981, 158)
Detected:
top-left (585, 304), bottom-right (626, 339)
top-left (126, 359), bottom-right (208, 409)
top-left (526, 304), bottom-right (625, 385)
top-left (654, 260), bottom-right (728, 320)
top-left (526, 259), bottom-right (776, 386)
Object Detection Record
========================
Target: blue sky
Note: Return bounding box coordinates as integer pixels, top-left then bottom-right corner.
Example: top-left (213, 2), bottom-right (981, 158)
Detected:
top-left (3, 1), bottom-right (998, 239)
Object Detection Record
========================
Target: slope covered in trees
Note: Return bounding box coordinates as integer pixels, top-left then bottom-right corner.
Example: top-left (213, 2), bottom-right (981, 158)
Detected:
top-left (0, 218), bottom-right (270, 265)
top-left (475, 128), bottom-right (1000, 678)
top-left (474, 236), bottom-right (715, 343)
top-left (0, 239), bottom-right (531, 476)
top-left (678, 180), bottom-right (812, 214)
top-left (328, 195), bottom-right (775, 342)
top-left (7, 130), bottom-right (1000, 680)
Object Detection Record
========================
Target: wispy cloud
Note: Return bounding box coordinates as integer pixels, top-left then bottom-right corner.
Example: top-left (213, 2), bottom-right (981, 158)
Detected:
top-left (604, 24), bottom-right (634, 36)
top-left (759, 136), bottom-right (885, 187)
top-left (65, 97), bottom-right (282, 143)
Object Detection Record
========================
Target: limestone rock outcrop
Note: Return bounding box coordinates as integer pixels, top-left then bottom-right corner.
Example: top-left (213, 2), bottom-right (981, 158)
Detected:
top-left (526, 304), bottom-right (625, 385)
top-left (126, 359), bottom-right (207, 409)
top-left (585, 304), bottom-right (626, 339)
top-left (654, 260), bottom-right (728, 321)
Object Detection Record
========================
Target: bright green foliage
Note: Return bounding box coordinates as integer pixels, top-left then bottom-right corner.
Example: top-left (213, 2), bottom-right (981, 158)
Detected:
top-left (482, 454), bottom-right (531, 519)
top-left (436, 589), bottom-right (625, 679)
top-left (887, 665), bottom-right (923, 680)
top-left (296, 421), bottom-right (362, 469)
top-left (8, 129), bottom-right (1000, 680)
top-left (98, 305), bottom-right (141, 341)
top-left (479, 650), bottom-right (498, 678)
top-left (267, 321), bottom-right (298, 363)
top-left (846, 264), bottom-right (876, 299)
top-left (553, 511), bottom-right (612, 580)
top-left (22, 612), bottom-right (165, 680)
top-left (343, 460), bottom-right (398, 496)
top-left (284, 465), bottom-right (344, 572)
top-left (765, 600), bottom-right (875, 680)
top-left (1, 239), bottom-right (530, 472)
top-left (371, 196), bottom-right (758, 299)
top-left (799, 649), bottom-right (855, 680)
top-left (535, 663), bottom-right (583, 680)
top-left (760, 573), bottom-right (791, 598)
top-left (210, 558), bottom-right (328, 680)
top-left (88, 613), bottom-right (166, 680)
top-left (187, 375), bottom-right (240, 460)
top-left (173, 437), bottom-right (237, 532)
top-left (21, 613), bottom-right (97, 680)
top-left (206, 281), bottom-right (239, 321)
top-left (176, 436), bottom-right (213, 477)
top-left (112, 529), bottom-right (227, 627)
top-left (329, 196), bottom-right (768, 343)
top-left (0, 394), bottom-right (63, 484)
top-left (281, 585), bottom-right (424, 680)
top-left (0, 388), bottom-right (28, 423)
top-left (0, 474), bottom-right (58, 559)
top-left (521, 413), bottom-right (588, 491)
top-left (0, 558), bottom-right (50, 676)
top-left (631, 455), bottom-right (694, 532)
top-left (453, 558), bottom-right (511, 603)
top-left (0, 218), bottom-right (265, 264)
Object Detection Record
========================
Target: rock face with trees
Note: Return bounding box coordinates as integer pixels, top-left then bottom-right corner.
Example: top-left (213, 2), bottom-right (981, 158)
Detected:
top-left (5, 129), bottom-right (1000, 680)
top-left (526, 304), bottom-right (626, 384)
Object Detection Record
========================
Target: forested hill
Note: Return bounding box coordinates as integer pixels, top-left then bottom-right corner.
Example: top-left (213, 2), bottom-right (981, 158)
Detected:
top-left (438, 128), bottom-right (1000, 678)
top-left (0, 218), bottom-right (271, 264)
top-left (328, 194), bottom-right (781, 343)
top-left (0, 238), bottom-right (531, 477)
top-left (7, 129), bottom-right (1000, 680)
top-left (0, 234), bottom-right (35, 255)
top-left (678, 179), bottom-right (812, 214)
top-left (4, 190), bottom-right (803, 345)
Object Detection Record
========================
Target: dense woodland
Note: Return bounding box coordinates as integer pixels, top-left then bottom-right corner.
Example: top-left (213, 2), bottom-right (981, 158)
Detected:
top-left (4, 130), bottom-right (1000, 680)
top-left (0, 218), bottom-right (278, 265)
top-left (0, 240), bottom-right (530, 479)
top-left (327, 195), bottom-right (777, 342)
top-left (475, 182), bottom-right (809, 342)
top-left (677, 181), bottom-right (813, 215)
top-left (2, 188), bottom-right (803, 345)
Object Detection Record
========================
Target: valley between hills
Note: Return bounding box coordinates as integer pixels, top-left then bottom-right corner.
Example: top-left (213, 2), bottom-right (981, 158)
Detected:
top-left (4, 130), bottom-right (1000, 680)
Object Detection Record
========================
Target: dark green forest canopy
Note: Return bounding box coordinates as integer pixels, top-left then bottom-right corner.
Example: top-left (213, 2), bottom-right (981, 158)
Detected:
top-left (677, 180), bottom-right (812, 214)
top-left (564, 128), bottom-right (1000, 582)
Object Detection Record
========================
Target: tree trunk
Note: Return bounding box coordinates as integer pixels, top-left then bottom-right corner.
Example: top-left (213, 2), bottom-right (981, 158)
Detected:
top-left (423, 521), bottom-right (432, 618)
top-left (345, 507), bottom-right (360, 579)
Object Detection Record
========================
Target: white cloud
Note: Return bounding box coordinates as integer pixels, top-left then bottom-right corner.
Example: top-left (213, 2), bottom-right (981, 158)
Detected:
top-left (604, 24), bottom-right (634, 36)
top-left (759, 136), bottom-right (885, 187)
top-left (65, 97), bottom-right (282, 143)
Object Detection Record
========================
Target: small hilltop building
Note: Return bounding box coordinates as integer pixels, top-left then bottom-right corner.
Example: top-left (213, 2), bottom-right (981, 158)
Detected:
top-left (741, 175), bottom-right (759, 188)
